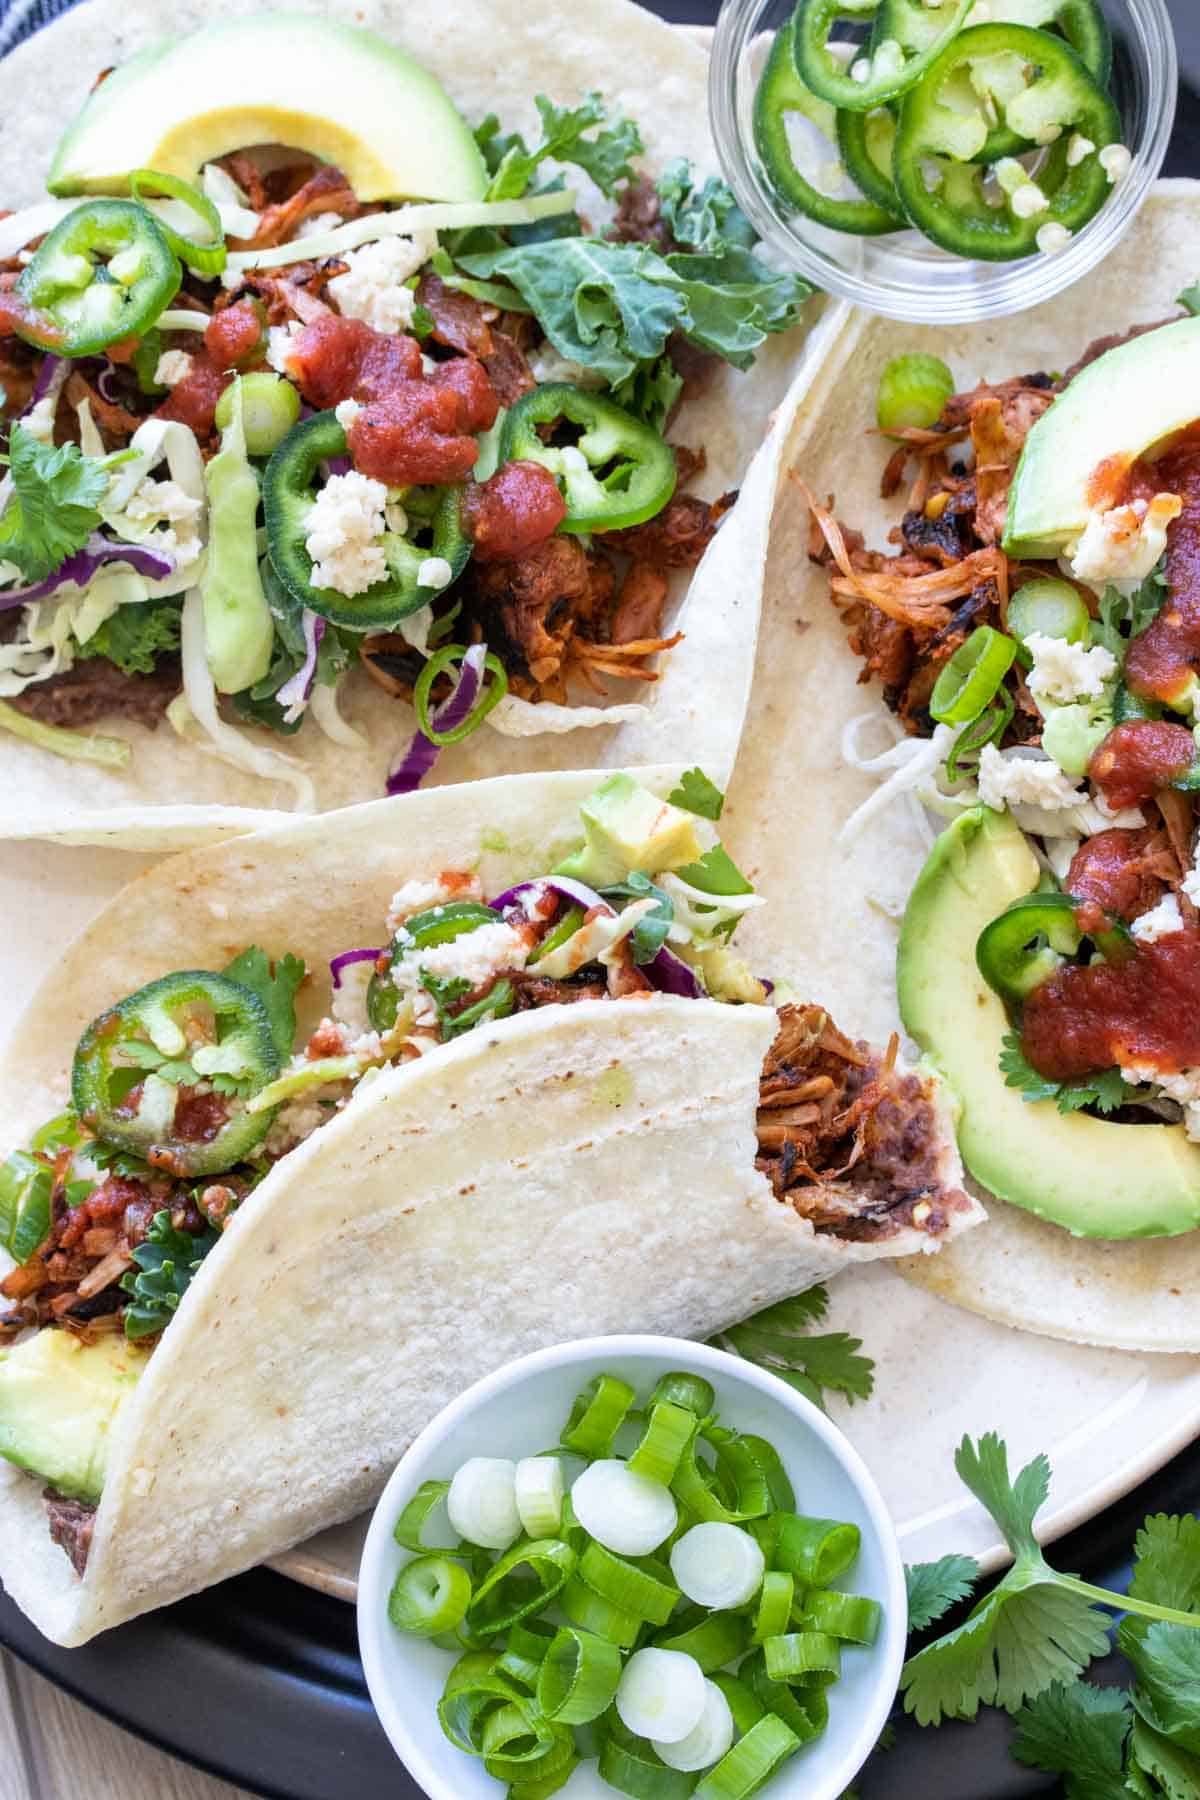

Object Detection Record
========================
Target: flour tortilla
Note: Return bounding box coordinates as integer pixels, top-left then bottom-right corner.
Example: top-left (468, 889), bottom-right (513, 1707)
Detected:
top-left (0, 765), bottom-right (977, 1644)
top-left (724, 184), bottom-right (1200, 1355)
top-left (0, 0), bottom-right (824, 850)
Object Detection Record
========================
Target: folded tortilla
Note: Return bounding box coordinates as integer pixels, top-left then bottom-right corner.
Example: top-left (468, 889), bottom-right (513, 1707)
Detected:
top-left (725, 185), bottom-right (1200, 1356)
top-left (0, 766), bottom-right (977, 1643)
top-left (0, 0), bottom-right (820, 851)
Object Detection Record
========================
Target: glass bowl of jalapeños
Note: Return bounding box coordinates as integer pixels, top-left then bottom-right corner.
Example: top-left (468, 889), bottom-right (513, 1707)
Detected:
top-left (710, 0), bottom-right (1177, 323)
top-left (357, 1335), bottom-right (905, 1800)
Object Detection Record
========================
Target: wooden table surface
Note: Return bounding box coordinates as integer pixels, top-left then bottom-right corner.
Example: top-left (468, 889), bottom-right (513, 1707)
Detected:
top-left (1, 1650), bottom-right (255, 1800)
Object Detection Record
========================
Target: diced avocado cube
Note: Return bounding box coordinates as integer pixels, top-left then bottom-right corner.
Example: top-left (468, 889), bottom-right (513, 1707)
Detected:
top-left (555, 774), bottom-right (705, 888)
top-left (0, 1328), bottom-right (146, 1503)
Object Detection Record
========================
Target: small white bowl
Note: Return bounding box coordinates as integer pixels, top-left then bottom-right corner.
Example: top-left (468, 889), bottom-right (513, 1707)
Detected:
top-left (358, 1336), bottom-right (905, 1800)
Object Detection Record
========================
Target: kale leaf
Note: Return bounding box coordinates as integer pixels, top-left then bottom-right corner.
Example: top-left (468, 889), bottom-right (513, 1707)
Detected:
top-left (121, 1209), bottom-right (219, 1340)
top-left (610, 354), bottom-right (684, 435)
top-left (76, 597), bottom-right (182, 675)
top-left (479, 92), bottom-right (642, 203)
top-left (655, 159), bottom-right (756, 255)
top-left (0, 425), bottom-right (107, 581)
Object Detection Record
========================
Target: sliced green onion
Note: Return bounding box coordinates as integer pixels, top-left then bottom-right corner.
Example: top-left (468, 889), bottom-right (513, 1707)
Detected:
top-left (740, 1650), bottom-right (828, 1747)
top-left (1008, 578), bottom-right (1092, 654)
top-left (798, 1587), bottom-right (882, 1645)
top-left (709, 1674), bottom-right (766, 1738)
top-left (528, 904), bottom-right (586, 966)
top-left (0, 700), bottom-right (130, 770)
top-left (466, 1537), bottom-right (576, 1636)
top-left (215, 371), bottom-right (299, 457)
top-left (692, 1712), bottom-right (801, 1800)
top-left (437, 1651), bottom-right (523, 1756)
top-left (773, 1515), bottom-right (861, 1588)
top-left (650, 1372), bottom-right (716, 1418)
top-left (628, 1401), bottom-right (696, 1487)
top-left (599, 1726), bottom-right (699, 1800)
top-left (388, 1553), bottom-right (471, 1636)
top-left (572, 1459), bottom-right (677, 1557)
top-left (561, 1373), bottom-right (637, 1456)
top-left (559, 1494), bottom-right (588, 1555)
top-left (508, 1749), bottom-right (578, 1800)
top-left (536, 1625), bottom-right (624, 1725)
top-left (929, 625), bottom-right (1017, 728)
top-left (580, 1543), bottom-right (681, 1626)
top-left (670, 1523), bottom-right (765, 1611)
top-left (447, 1457), bottom-right (522, 1551)
top-left (479, 1699), bottom-right (558, 1771)
top-left (764, 1630), bottom-right (841, 1685)
top-left (495, 1619), bottom-right (556, 1690)
top-left (393, 1479), bottom-right (461, 1554)
top-left (654, 1609), bottom-right (750, 1674)
top-left (414, 642), bottom-right (508, 746)
top-left (736, 1436), bottom-right (795, 1513)
top-left (131, 167), bottom-right (226, 275)
top-left (876, 353), bottom-right (955, 433)
top-left (515, 1455), bottom-right (564, 1540)
top-left (616, 1646), bottom-right (707, 1744)
top-left (945, 687), bottom-right (1015, 781)
top-left (653, 1678), bottom-right (735, 1774)
top-left (751, 1570), bottom-right (794, 1646)
top-left (671, 1433), bottom-right (769, 1526)
top-left (561, 1574), bottom-right (643, 1649)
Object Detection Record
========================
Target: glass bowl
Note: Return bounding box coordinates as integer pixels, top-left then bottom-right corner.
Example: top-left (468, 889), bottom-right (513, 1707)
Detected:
top-left (710, 0), bottom-right (1178, 323)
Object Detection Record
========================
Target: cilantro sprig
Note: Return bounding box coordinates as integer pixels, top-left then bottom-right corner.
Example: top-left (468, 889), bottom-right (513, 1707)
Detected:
top-left (709, 1286), bottom-right (875, 1411)
top-left (900, 1435), bottom-right (1200, 1727)
top-left (667, 767), bottom-right (725, 822)
top-left (0, 424), bottom-right (108, 582)
top-left (1000, 1031), bottom-right (1142, 1116)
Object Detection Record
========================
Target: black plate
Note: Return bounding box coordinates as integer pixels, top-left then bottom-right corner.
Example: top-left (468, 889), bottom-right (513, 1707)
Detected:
top-left (1, 3), bottom-right (1199, 1796)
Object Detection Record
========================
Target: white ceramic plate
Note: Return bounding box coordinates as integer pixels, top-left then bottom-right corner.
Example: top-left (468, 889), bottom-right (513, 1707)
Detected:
top-left (2, 843), bottom-right (1198, 1605)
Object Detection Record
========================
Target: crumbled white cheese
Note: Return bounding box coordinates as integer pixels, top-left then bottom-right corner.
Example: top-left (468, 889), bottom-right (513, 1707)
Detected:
top-left (334, 398), bottom-right (363, 429)
top-left (1182, 866), bottom-right (1200, 909)
top-left (124, 477), bottom-right (204, 568)
top-left (298, 211), bottom-right (346, 239)
top-left (1122, 1063), bottom-right (1200, 1106)
top-left (391, 920), bottom-right (529, 998)
top-left (1036, 222), bottom-right (1072, 256)
top-left (1011, 181), bottom-right (1050, 219)
top-left (1069, 493), bottom-right (1183, 586)
top-left (1025, 631), bottom-right (1117, 707)
top-left (1131, 893), bottom-right (1184, 945)
top-left (154, 349), bottom-right (194, 389)
top-left (977, 745), bottom-right (1085, 812)
top-left (385, 495), bottom-right (409, 536)
top-left (266, 319), bottom-right (303, 375)
top-left (264, 1093), bottom-right (337, 1159)
top-left (418, 556), bottom-right (453, 590)
top-left (1067, 134), bottom-right (1096, 167)
top-left (386, 874), bottom-right (481, 935)
top-left (1099, 143), bottom-right (1132, 184)
top-left (331, 959), bottom-right (376, 1038)
top-left (21, 394), bottom-right (58, 444)
top-left (326, 233), bottom-right (435, 336)
top-left (303, 470), bottom-right (388, 597)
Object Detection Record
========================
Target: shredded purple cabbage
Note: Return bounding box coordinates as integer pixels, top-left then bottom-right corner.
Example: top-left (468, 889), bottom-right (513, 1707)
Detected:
top-left (277, 608), bottom-right (325, 723)
top-left (322, 456), bottom-right (352, 480)
top-left (0, 536), bottom-right (174, 612)
top-left (489, 876), bottom-right (610, 917)
top-left (28, 355), bottom-right (64, 409)
top-left (330, 946), bottom-right (384, 989)
top-left (645, 945), bottom-right (706, 999)
top-left (387, 643), bottom-right (488, 796)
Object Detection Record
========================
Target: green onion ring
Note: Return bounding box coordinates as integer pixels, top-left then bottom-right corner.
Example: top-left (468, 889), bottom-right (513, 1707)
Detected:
top-left (413, 643), bottom-right (509, 747)
top-left (388, 1553), bottom-right (472, 1636)
top-left (579, 1543), bottom-right (680, 1627)
top-left (392, 1478), bottom-right (462, 1554)
top-left (437, 1651), bottom-right (524, 1756)
top-left (561, 1574), bottom-right (643, 1649)
top-left (741, 1650), bottom-right (828, 1746)
top-left (495, 1618), bottom-right (557, 1689)
top-left (560, 1373), bottom-right (637, 1457)
top-left (466, 1537), bottom-right (576, 1636)
top-left (650, 1371), bottom-right (716, 1418)
top-left (798, 1588), bottom-right (882, 1645)
top-left (693, 1712), bottom-right (802, 1799)
top-left (130, 168), bottom-right (227, 276)
top-left (536, 1625), bottom-right (624, 1724)
top-left (764, 1630), bottom-right (842, 1685)
top-left (774, 1514), bottom-right (861, 1588)
top-left (946, 687), bottom-right (1015, 782)
top-left (479, 1699), bottom-right (558, 1771)
top-left (929, 624), bottom-right (1017, 728)
top-left (653, 1609), bottom-right (750, 1673)
top-left (737, 1435), bottom-right (796, 1512)
top-left (671, 1432), bottom-right (770, 1525)
top-left (628, 1400), bottom-right (696, 1488)
top-left (709, 1673), bottom-right (766, 1738)
top-left (751, 1570), bottom-right (794, 1646)
top-left (599, 1725), bottom-right (700, 1800)
top-left (508, 1751), bottom-right (579, 1800)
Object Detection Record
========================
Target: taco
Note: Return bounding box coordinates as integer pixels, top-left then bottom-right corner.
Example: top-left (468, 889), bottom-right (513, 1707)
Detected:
top-left (0, 0), bottom-right (818, 850)
top-left (0, 765), bottom-right (978, 1644)
top-left (726, 185), bottom-right (1200, 1354)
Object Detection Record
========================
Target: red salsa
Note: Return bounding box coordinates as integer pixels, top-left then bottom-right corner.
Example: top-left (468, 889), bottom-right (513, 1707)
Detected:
top-left (1087, 720), bottom-right (1195, 811)
top-left (1022, 927), bottom-right (1200, 1081)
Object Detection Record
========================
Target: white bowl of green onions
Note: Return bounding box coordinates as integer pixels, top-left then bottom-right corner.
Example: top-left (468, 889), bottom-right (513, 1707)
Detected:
top-left (357, 1336), bottom-right (905, 1800)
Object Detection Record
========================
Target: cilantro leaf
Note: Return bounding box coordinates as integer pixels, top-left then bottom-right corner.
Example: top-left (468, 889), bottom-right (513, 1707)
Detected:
top-left (0, 425), bottom-right (108, 581)
top-left (655, 159), bottom-right (756, 255)
top-left (1177, 282), bottom-right (1200, 317)
top-left (599, 871), bottom-right (673, 964)
top-left (1000, 1032), bottom-right (1140, 1116)
top-left (674, 844), bottom-right (753, 897)
top-left (667, 767), bottom-right (725, 822)
top-left (1127, 1624), bottom-right (1200, 1753)
top-left (120, 1208), bottom-right (218, 1340)
top-left (1093, 559), bottom-right (1169, 659)
top-left (76, 597), bottom-right (181, 676)
top-left (1011, 1682), bottom-right (1132, 1799)
top-left (711, 1288), bottom-right (875, 1411)
top-left (1130, 1716), bottom-right (1200, 1799)
top-left (1130, 1514), bottom-right (1200, 1616)
top-left (483, 92), bottom-right (642, 203)
top-left (222, 947), bottom-right (306, 1062)
top-left (905, 1555), bottom-right (980, 1632)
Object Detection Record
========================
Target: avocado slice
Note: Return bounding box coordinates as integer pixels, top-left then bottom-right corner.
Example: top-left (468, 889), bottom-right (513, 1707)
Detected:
top-left (1003, 315), bottom-right (1200, 560)
top-left (48, 17), bottom-right (487, 205)
top-left (554, 774), bottom-right (704, 889)
top-left (0, 1329), bottom-right (146, 1502)
top-left (898, 805), bottom-right (1200, 1239)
